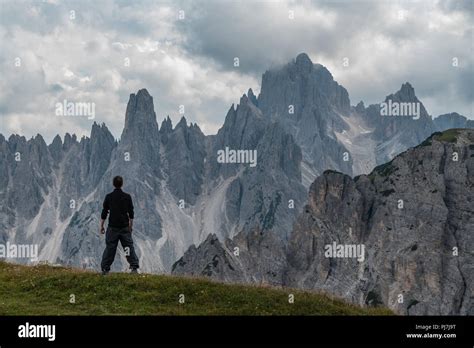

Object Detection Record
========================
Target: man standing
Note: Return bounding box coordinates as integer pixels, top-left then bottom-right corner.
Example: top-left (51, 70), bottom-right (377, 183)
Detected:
top-left (100, 176), bottom-right (139, 275)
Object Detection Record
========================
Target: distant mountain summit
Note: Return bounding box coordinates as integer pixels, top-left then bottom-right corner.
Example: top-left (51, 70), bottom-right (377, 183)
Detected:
top-left (1, 54), bottom-right (472, 315)
top-left (285, 129), bottom-right (474, 315)
top-left (174, 129), bottom-right (474, 315)
top-left (434, 112), bottom-right (474, 131)
top-left (257, 52), bottom-right (353, 185)
top-left (253, 54), bottom-right (472, 181)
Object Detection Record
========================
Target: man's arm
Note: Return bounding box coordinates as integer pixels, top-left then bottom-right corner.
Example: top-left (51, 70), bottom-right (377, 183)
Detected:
top-left (100, 219), bottom-right (106, 234)
top-left (100, 195), bottom-right (109, 234)
top-left (128, 195), bottom-right (134, 233)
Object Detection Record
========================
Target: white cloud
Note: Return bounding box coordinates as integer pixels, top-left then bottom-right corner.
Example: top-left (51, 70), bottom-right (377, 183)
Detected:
top-left (0, 0), bottom-right (472, 144)
top-left (0, 0), bottom-right (259, 142)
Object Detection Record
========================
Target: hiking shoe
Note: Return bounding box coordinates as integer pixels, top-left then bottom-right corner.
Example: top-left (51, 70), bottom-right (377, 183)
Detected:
top-left (131, 268), bottom-right (138, 274)
top-left (101, 270), bottom-right (109, 276)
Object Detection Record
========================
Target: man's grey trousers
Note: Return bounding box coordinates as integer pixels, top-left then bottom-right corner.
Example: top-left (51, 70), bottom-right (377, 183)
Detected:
top-left (101, 226), bottom-right (139, 272)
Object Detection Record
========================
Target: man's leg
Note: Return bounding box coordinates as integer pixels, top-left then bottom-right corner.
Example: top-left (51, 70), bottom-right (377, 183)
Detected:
top-left (101, 227), bottom-right (120, 273)
top-left (119, 227), bottom-right (140, 270)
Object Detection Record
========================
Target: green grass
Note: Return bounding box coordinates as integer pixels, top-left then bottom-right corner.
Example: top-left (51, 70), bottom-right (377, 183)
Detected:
top-left (434, 129), bottom-right (460, 143)
top-left (417, 131), bottom-right (441, 147)
top-left (418, 129), bottom-right (461, 147)
top-left (0, 261), bottom-right (392, 316)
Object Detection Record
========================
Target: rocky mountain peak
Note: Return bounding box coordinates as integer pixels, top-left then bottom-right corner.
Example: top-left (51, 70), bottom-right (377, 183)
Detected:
top-left (88, 123), bottom-right (116, 187)
top-left (237, 92), bottom-right (262, 116)
top-left (191, 122), bottom-right (200, 130)
top-left (400, 81), bottom-right (415, 94)
top-left (122, 88), bottom-right (159, 142)
top-left (7, 134), bottom-right (25, 143)
top-left (136, 88), bottom-right (152, 105)
top-left (91, 122), bottom-right (113, 141)
top-left (247, 88), bottom-right (258, 106)
top-left (295, 52), bottom-right (313, 72)
top-left (160, 116), bottom-right (173, 134)
top-left (355, 101), bottom-right (365, 113)
top-left (433, 112), bottom-right (473, 131)
top-left (257, 53), bottom-right (352, 180)
top-left (175, 115), bottom-right (188, 130)
top-left (128, 88), bottom-right (154, 115)
top-left (217, 95), bottom-right (263, 144)
top-left (31, 133), bottom-right (47, 147)
top-left (2, 53), bottom-right (472, 318)
top-left (286, 129), bottom-right (474, 315)
top-left (63, 133), bottom-right (77, 150)
top-left (48, 134), bottom-right (63, 162)
top-left (118, 89), bottom-right (161, 172)
top-left (51, 134), bottom-right (62, 146)
top-left (386, 82), bottom-right (417, 102)
top-left (239, 93), bottom-right (249, 105)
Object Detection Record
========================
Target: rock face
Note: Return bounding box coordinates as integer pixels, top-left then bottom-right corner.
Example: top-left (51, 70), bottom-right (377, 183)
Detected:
top-left (162, 117), bottom-right (206, 205)
top-left (1, 54), bottom-right (473, 315)
top-left (355, 82), bottom-right (437, 168)
top-left (173, 130), bottom-right (474, 315)
top-left (172, 227), bottom-right (289, 286)
top-left (251, 54), bottom-right (449, 181)
top-left (213, 95), bottom-right (306, 241)
top-left (257, 53), bottom-right (353, 185)
top-left (285, 129), bottom-right (474, 315)
top-left (172, 55), bottom-right (472, 294)
top-left (171, 93), bottom-right (306, 285)
top-left (434, 112), bottom-right (474, 131)
top-left (0, 87), bottom-right (305, 275)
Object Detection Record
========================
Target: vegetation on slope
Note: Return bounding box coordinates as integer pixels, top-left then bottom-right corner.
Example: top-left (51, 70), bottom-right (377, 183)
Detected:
top-left (0, 262), bottom-right (392, 316)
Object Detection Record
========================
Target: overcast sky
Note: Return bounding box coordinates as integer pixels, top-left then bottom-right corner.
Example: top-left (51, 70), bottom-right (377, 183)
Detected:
top-left (0, 0), bottom-right (472, 143)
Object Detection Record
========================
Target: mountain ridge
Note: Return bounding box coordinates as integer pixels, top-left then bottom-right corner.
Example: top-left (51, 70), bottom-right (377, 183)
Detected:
top-left (0, 261), bottom-right (392, 315)
top-left (1, 54), bottom-right (472, 316)
top-left (174, 128), bottom-right (474, 315)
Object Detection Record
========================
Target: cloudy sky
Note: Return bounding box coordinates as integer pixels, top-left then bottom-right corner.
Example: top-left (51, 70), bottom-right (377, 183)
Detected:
top-left (0, 0), bottom-right (472, 143)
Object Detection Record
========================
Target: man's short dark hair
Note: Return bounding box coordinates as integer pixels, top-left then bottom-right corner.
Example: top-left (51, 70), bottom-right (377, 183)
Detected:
top-left (113, 176), bottom-right (123, 188)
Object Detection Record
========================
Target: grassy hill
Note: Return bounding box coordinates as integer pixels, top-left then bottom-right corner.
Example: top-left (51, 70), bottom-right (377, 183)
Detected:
top-left (0, 261), bottom-right (392, 315)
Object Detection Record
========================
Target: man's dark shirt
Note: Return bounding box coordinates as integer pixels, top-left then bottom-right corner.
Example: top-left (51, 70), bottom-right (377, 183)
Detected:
top-left (101, 188), bottom-right (134, 228)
